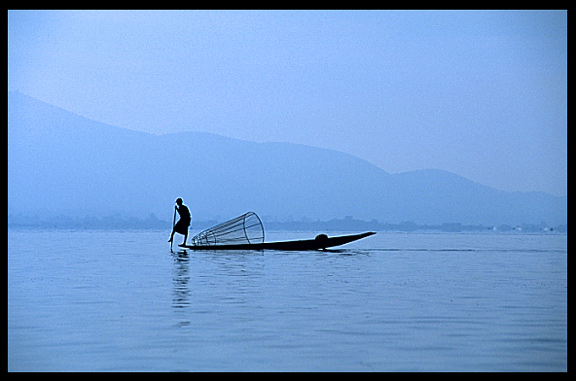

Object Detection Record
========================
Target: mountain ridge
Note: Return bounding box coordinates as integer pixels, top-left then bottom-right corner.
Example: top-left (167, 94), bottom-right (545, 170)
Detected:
top-left (8, 91), bottom-right (567, 226)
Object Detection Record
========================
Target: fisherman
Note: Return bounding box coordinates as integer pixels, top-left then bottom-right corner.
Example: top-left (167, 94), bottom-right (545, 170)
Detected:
top-left (168, 198), bottom-right (191, 246)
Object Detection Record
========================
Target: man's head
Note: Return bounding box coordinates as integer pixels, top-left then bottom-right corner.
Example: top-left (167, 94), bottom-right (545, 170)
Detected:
top-left (175, 198), bottom-right (183, 206)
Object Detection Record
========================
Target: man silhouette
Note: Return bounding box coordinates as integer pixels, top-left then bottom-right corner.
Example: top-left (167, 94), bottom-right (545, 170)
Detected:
top-left (168, 198), bottom-right (191, 246)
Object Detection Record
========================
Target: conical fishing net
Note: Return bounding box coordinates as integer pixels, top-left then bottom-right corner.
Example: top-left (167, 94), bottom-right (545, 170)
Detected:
top-left (191, 211), bottom-right (265, 246)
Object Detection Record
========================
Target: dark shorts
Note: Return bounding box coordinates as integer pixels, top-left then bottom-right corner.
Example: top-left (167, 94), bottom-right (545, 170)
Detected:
top-left (174, 219), bottom-right (190, 234)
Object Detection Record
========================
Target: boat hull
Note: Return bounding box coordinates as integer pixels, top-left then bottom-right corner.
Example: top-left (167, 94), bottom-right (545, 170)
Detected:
top-left (179, 232), bottom-right (375, 251)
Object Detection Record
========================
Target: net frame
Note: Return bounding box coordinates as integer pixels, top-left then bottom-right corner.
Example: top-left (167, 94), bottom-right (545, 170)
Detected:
top-left (191, 211), bottom-right (265, 246)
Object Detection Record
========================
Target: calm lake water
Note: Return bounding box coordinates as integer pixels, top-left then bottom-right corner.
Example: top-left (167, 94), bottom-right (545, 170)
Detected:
top-left (8, 229), bottom-right (567, 371)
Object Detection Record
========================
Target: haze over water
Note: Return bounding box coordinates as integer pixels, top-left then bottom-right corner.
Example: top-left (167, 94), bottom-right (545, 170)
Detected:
top-left (7, 10), bottom-right (567, 372)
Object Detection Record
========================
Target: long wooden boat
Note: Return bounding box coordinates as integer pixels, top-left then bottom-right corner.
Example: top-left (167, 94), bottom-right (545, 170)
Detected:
top-left (179, 231), bottom-right (375, 251)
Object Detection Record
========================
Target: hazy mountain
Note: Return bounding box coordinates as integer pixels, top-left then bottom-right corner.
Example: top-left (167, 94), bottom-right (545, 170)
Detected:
top-left (8, 91), bottom-right (567, 226)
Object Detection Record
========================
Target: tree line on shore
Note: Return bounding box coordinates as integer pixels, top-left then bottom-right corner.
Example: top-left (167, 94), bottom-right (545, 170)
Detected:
top-left (8, 213), bottom-right (566, 233)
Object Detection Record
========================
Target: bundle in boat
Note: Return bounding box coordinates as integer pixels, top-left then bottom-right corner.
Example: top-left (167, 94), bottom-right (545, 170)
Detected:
top-left (191, 211), bottom-right (265, 247)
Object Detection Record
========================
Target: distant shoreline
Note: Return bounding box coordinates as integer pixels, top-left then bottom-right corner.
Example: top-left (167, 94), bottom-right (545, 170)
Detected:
top-left (8, 214), bottom-right (567, 233)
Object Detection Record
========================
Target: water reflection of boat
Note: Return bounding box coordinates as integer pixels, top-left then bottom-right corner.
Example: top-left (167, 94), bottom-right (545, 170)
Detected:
top-left (178, 212), bottom-right (375, 251)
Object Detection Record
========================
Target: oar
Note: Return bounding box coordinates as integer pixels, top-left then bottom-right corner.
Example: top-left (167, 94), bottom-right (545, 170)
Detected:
top-left (171, 206), bottom-right (176, 252)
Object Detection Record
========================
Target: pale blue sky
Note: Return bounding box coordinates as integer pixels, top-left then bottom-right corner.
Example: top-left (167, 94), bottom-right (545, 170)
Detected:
top-left (8, 10), bottom-right (567, 196)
